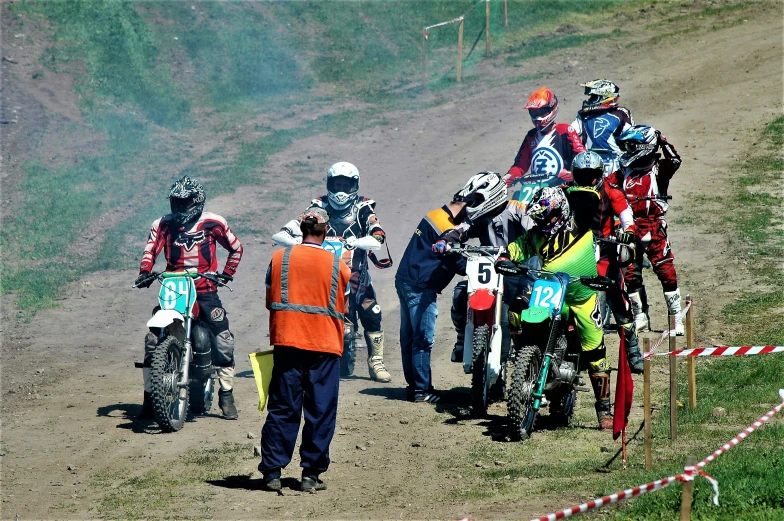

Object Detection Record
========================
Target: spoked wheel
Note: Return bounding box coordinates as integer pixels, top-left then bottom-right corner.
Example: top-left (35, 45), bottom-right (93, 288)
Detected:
top-left (549, 385), bottom-right (578, 428)
top-left (470, 325), bottom-right (491, 418)
top-left (507, 345), bottom-right (542, 440)
top-left (340, 324), bottom-right (356, 378)
top-left (150, 336), bottom-right (189, 432)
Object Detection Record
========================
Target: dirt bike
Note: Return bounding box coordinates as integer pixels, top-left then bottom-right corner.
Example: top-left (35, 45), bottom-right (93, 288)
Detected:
top-left (496, 260), bottom-right (613, 440)
top-left (134, 270), bottom-right (231, 432)
top-left (511, 171), bottom-right (563, 206)
top-left (595, 235), bottom-right (636, 331)
top-left (270, 232), bottom-right (382, 378)
top-left (446, 244), bottom-right (505, 417)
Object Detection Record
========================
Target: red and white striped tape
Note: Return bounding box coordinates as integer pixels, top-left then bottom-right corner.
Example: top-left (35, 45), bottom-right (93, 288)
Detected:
top-left (529, 389), bottom-right (784, 521)
top-left (652, 345), bottom-right (784, 358)
top-left (643, 299), bottom-right (692, 359)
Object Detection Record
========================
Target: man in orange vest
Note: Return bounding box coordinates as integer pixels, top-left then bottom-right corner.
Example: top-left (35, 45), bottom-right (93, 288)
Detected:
top-left (259, 207), bottom-right (351, 493)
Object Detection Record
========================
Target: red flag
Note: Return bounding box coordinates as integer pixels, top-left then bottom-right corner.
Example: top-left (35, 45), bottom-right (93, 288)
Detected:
top-left (613, 331), bottom-right (634, 440)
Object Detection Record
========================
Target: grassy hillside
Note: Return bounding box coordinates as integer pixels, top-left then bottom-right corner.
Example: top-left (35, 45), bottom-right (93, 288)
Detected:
top-left (1, 0), bottom-right (648, 317)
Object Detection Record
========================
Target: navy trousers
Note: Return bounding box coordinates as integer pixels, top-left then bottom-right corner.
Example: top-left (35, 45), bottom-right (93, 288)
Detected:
top-left (258, 345), bottom-right (340, 479)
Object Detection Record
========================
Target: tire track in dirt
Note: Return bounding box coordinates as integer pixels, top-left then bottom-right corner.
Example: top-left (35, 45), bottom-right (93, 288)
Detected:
top-left (2, 3), bottom-right (781, 519)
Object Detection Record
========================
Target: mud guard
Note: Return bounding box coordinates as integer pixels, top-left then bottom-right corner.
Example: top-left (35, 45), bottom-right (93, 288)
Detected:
top-left (147, 309), bottom-right (184, 329)
top-left (521, 306), bottom-right (551, 324)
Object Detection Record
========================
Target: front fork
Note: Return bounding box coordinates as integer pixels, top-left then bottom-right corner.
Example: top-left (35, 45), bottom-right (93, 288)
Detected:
top-left (178, 316), bottom-right (193, 400)
top-left (523, 315), bottom-right (561, 428)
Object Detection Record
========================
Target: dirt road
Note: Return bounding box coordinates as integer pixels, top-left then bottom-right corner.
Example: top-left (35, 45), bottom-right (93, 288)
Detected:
top-left (2, 3), bottom-right (782, 519)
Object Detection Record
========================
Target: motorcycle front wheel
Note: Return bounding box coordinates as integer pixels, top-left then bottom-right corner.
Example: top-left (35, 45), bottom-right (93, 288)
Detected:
top-left (470, 324), bottom-right (491, 418)
top-left (507, 345), bottom-right (542, 440)
top-left (150, 336), bottom-right (189, 433)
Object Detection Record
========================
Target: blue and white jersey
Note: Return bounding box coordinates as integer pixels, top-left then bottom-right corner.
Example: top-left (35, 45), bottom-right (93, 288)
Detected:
top-left (572, 107), bottom-right (634, 159)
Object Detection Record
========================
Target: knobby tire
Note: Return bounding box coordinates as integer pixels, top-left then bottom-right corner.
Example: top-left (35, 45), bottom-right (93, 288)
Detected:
top-left (508, 345), bottom-right (542, 440)
top-left (471, 324), bottom-right (491, 418)
top-left (150, 336), bottom-right (189, 433)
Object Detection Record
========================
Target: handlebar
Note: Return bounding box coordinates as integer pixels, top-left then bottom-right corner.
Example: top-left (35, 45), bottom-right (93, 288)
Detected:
top-left (598, 237), bottom-right (636, 250)
top-left (445, 243), bottom-right (503, 255)
top-left (628, 195), bottom-right (673, 201)
top-left (133, 270), bottom-right (233, 291)
top-left (494, 262), bottom-right (616, 291)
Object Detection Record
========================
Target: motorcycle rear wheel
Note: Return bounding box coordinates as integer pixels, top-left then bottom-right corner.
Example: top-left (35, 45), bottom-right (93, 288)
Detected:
top-left (470, 324), bottom-right (491, 418)
top-left (548, 385), bottom-right (577, 428)
top-left (189, 372), bottom-right (215, 415)
top-left (340, 324), bottom-right (356, 378)
top-left (150, 336), bottom-right (189, 433)
top-left (508, 345), bottom-right (542, 440)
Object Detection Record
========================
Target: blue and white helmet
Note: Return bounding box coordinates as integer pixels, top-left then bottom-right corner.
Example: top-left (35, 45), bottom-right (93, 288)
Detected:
top-left (327, 161), bottom-right (360, 210)
top-left (617, 125), bottom-right (659, 168)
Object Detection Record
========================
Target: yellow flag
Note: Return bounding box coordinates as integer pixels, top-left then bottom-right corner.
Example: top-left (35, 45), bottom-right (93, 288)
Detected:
top-left (248, 350), bottom-right (274, 414)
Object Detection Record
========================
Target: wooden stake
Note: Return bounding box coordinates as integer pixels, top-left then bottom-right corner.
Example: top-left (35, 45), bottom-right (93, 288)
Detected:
top-left (679, 455), bottom-right (697, 520)
top-left (503, 0), bottom-right (508, 27)
top-left (422, 30), bottom-right (427, 92)
top-left (669, 314), bottom-right (678, 440)
top-left (457, 19), bottom-right (464, 83)
top-left (643, 337), bottom-right (652, 470)
top-left (686, 296), bottom-right (697, 409)
top-left (485, 0), bottom-right (491, 57)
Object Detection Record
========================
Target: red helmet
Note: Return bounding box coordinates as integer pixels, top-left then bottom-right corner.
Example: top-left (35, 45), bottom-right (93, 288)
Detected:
top-left (524, 87), bottom-right (558, 132)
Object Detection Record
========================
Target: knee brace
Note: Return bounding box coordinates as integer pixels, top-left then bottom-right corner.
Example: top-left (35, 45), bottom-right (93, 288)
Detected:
top-left (213, 330), bottom-right (235, 367)
top-left (143, 332), bottom-right (158, 367)
top-left (191, 325), bottom-right (213, 377)
top-left (358, 301), bottom-right (382, 332)
top-left (583, 342), bottom-right (609, 373)
top-left (451, 281), bottom-right (468, 331)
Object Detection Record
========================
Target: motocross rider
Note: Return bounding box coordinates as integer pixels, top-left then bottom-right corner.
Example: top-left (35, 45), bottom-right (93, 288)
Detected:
top-left (609, 125), bottom-right (685, 335)
top-left (273, 162), bottom-right (392, 382)
top-left (430, 172), bottom-right (534, 365)
top-left (135, 175), bottom-right (243, 419)
top-left (570, 79), bottom-right (635, 173)
top-left (565, 151), bottom-right (644, 374)
top-left (503, 86), bottom-right (586, 187)
top-left (495, 186), bottom-right (614, 430)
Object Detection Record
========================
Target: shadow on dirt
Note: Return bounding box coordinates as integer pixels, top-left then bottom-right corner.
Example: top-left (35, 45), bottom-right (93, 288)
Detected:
top-left (207, 475), bottom-right (302, 492)
top-left (235, 369), bottom-right (254, 379)
top-left (358, 386), bottom-right (410, 401)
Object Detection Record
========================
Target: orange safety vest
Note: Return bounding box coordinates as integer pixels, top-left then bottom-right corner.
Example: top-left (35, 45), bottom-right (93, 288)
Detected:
top-left (269, 245), bottom-right (351, 355)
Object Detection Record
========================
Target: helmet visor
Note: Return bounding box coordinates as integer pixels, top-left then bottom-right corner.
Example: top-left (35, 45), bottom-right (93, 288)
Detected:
top-left (327, 177), bottom-right (358, 195)
top-left (572, 168), bottom-right (602, 187)
top-left (171, 196), bottom-right (197, 214)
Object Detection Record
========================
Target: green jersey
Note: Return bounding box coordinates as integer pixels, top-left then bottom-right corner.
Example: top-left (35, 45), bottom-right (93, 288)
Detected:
top-left (507, 221), bottom-right (598, 303)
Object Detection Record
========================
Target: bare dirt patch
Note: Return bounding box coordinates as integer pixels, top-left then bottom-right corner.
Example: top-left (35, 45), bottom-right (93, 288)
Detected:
top-left (2, 3), bottom-right (782, 520)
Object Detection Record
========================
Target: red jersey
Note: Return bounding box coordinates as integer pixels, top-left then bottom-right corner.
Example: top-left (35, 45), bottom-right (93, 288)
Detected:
top-left (507, 123), bottom-right (586, 183)
top-left (140, 211), bottom-right (243, 292)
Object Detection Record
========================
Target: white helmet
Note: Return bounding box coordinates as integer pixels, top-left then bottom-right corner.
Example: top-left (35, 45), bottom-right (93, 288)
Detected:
top-left (453, 171), bottom-right (508, 222)
top-left (327, 161), bottom-right (360, 210)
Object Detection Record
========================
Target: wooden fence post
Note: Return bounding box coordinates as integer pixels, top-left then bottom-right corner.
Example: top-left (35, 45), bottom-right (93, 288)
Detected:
top-left (503, 0), bottom-right (508, 27)
top-left (679, 455), bottom-right (697, 520)
top-left (643, 337), bottom-right (652, 470)
top-left (422, 29), bottom-right (427, 92)
top-left (669, 314), bottom-right (678, 440)
top-left (485, 0), bottom-right (491, 57)
top-left (456, 19), bottom-right (464, 83)
top-left (686, 296), bottom-right (696, 409)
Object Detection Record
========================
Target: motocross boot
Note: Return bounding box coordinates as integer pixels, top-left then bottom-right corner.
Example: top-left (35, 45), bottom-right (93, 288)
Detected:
top-left (451, 330), bottom-right (465, 363)
top-left (621, 323), bottom-right (644, 374)
top-left (137, 368), bottom-right (155, 420)
top-left (217, 366), bottom-right (238, 419)
top-left (590, 371), bottom-right (613, 430)
top-left (664, 289), bottom-right (685, 336)
top-left (366, 331), bottom-right (392, 383)
top-left (627, 291), bottom-right (649, 333)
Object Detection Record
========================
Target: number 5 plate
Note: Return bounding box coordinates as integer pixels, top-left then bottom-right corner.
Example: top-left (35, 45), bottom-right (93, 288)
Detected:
top-left (530, 278), bottom-right (564, 315)
top-left (466, 258), bottom-right (499, 292)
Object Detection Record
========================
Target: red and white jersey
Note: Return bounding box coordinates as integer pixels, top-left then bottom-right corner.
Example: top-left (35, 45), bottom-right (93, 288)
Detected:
top-left (507, 123), bottom-right (586, 183)
top-left (140, 211), bottom-right (243, 292)
top-left (609, 163), bottom-right (668, 220)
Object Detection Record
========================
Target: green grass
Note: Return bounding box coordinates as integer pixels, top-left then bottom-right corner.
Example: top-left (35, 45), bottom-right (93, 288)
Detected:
top-left (92, 442), bottom-right (255, 520)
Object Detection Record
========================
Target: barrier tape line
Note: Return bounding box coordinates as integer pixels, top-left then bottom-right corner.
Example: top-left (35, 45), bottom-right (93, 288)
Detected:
top-left (424, 0), bottom-right (484, 36)
top-left (529, 389), bottom-right (784, 521)
top-left (652, 345), bottom-right (784, 358)
top-left (643, 299), bottom-right (692, 359)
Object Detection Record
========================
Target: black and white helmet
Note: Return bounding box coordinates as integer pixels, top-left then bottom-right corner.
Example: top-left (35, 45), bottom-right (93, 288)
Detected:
top-left (453, 171), bottom-right (508, 222)
top-left (327, 161), bottom-right (360, 210)
top-left (169, 175), bottom-right (205, 226)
